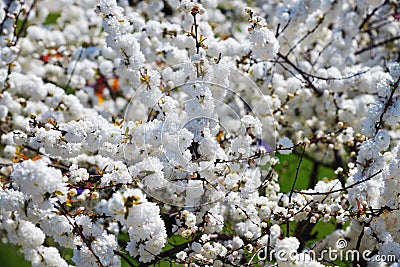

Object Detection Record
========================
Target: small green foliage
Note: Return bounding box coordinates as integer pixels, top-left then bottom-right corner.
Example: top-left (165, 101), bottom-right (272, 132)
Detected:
top-left (222, 221), bottom-right (235, 235)
top-left (44, 12), bottom-right (61, 25)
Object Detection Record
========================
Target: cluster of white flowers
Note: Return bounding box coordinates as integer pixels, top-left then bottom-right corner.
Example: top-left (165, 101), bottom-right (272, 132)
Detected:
top-left (247, 11), bottom-right (280, 61)
top-left (97, 188), bottom-right (167, 263)
top-left (11, 158), bottom-right (67, 206)
top-left (0, 0), bottom-right (400, 266)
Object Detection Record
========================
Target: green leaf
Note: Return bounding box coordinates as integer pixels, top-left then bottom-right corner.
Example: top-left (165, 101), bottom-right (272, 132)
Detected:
top-left (222, 221), bottom-right (235, 235)
top-left (44, 12), bottom-right (61, 25)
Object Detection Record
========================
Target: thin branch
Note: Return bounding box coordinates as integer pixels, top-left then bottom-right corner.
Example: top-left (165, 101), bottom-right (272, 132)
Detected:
top-left (285, 15), bottom-right (325, 57)
top-left (375, 76), bottom-right (400, 134)
top-left (275, 17), bottom-right (292, 38)
top-left (138, 239), bottom-right (195, 267)
top-left (192, 13), bottom-right (200, 78)
top-left (65, 48), bottom-right (84, 89)
top-left (353, 225), bottom-right (365, 267)
top-left (355, 35), bottom-right (400, 55)
top-left (14, 0), bottom-right (37, 44)
top-left (57, 202), bottom-right (105, 267)
top-left (277, 52), bottom-right (323, 96)
top-left (288, 144), bottom-right (306, 203)
top-left (303, 69), bottom-right (369, 81)
top-left (358, 0), bottom-right (389, 30)
top-left (294, 169), bottom-right (383, 196)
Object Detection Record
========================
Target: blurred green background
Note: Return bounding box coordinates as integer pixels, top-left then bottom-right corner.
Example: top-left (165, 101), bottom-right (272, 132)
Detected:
top-left (0, 242), bottom-right (30, 267)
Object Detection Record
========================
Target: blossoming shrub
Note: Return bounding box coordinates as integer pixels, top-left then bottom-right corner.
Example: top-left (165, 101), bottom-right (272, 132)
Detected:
top-left (0, 0), bottom-right (400, 266)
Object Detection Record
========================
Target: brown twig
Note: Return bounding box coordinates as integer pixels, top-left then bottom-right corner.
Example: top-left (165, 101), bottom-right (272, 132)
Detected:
top-left (294, 169), bottom-right (383, 195)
